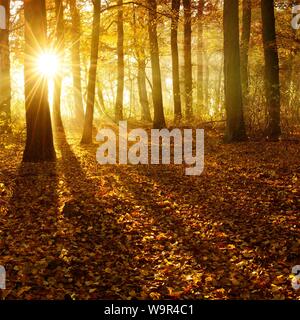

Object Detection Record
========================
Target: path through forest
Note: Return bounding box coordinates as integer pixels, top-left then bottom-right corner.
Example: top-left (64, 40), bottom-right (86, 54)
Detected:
top-left (0, 128), bottom-right (299, 299)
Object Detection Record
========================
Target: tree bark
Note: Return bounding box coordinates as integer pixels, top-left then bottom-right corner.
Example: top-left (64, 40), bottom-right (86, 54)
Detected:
top-left (148, 0), bottom-right (166, 129)
top-left (261, 0), bottom-right (281, 140)
top-left (137, 56), bottom-right (152, 122)
top-left (171, 0), bottom-right (182, 122)
top-left (0, 0), bottom-right (11, 133)
top-left (183, 0), bottom-right (193, 120)
top-left (23, 0), bottom-right (56, 162)
top-left (197, 0), bottom-right (204, 113)
top-left (53, 0), bottom-right (64, 131)
top-left (115, 0), bottom-right (124, 121)
top-left (69, 0), bottom-right (84, 123)
top-left (81, 0), bottom-right (101, 144)
top-left (223, 0), bottom-right (247, 142)
top-left (240, 0), bottom-right (251, 108)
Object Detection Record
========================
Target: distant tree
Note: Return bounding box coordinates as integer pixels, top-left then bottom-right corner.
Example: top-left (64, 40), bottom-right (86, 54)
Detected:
top-left (0, 0), bottom-right (11, 133)
top-left (53, 0), bottom-right (64, 131)
top-left (240, 0), bottom-right (251, 108)
top-left (183, 0), bottom-right (193, 120)
top-left (81, 0), bottom-right (101, 144)
top-left (148, 0), bottom-right (166, 128)
top-left (69, 0), bottom-right (84, 123)
top-left (261, 0), bottom-right (281, 140)
top-left (171, 0), bottom-right (182, 122)
top-left (23, 0), bottom-right (56, 162)
top-left (115, 0), bottom-right (124, 121)
top-left (197, 0), bottom-right (204, 114)
top-left (223, 0), bottom-right (247, 142)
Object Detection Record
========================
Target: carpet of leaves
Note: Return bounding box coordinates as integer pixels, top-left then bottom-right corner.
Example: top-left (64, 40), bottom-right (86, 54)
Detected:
top-left (0, 129), bottom-right (299, 300)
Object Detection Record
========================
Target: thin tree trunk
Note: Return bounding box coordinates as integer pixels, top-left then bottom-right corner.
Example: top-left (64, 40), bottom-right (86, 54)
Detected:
top-left (69, 0), bottom-right (84, 123)
top-left (261, 0), bottom-right (281, 140)
top-left (53, 0), bottom-right (64, 131)
top-left (240, 0), bottom-right (251, 108)
top-left (183, 0), bottom-right (193, 120)
top-left (115, 0), bottom-right (124, 121)
top-left (133, 5), bottom-right (151, 122)
top-left (171, 0), bottom-right (182, 122)
top-left (0, 0), bottom-right (11, 133)
top-left (223, 0), bottom-right (247, 142)
top-left (23, 0), bottom-right (56, 162)
top-left (81, 0), bottom-right (101, 144)
top-left (197, 0), bottom-right (204, 113)
top-left (148, 0), bottom-right (166, 128)
top-left (137, 56), bottom-right (152, 121)
top-left (97, 77), bottom-right (106, 112)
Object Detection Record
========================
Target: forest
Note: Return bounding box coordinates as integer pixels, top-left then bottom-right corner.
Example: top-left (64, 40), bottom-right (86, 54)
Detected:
top-left (0, 0), bottom-right (299, 300)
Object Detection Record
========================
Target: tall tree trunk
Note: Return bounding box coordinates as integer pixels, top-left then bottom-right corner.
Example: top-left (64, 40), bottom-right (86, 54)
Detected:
top-left (115, 0), bottom-right (124, 121)
top-left (137, 56), bottom-right (152, 122)
top-left (197, 0), bottom-right (204, 114)
top-left (23, 0), bottom-right (56, 162)
top-left (69, 0), bottom-right (84, 123)
top-left (171, 0), bottom-right (182, 122)
top-left (261, 0), bottom-right (281, 140)
top-left (223, 0), bottom-right (247, 142)
top-left (81, 0), bottom-right (100, 144)
top-left (97, 77), bottom-right (106, 112)
top-left (183, 0), bottom-right (193, 120)
top-left (53, 0), bottom-right (64, 131)
top-left (133, 5), bottom-right (151, 122)
top-left (0, 0), bottom-right (11, 133)
top-left (240, 0), bottom-right (251, 108)
top-left (148, 0), bottom-right (166, 129)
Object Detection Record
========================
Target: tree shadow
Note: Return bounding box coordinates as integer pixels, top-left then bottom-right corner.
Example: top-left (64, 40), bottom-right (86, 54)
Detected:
top-left (3, 161), bottom-right (59, 299)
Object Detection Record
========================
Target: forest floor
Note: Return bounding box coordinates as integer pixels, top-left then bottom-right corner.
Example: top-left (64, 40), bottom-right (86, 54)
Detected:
top-left (0, 125), bottom-right (300, 300)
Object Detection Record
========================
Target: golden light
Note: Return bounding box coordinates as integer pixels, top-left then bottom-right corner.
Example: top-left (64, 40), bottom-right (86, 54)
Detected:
top-left (37, 52), bottom-right (59, 78)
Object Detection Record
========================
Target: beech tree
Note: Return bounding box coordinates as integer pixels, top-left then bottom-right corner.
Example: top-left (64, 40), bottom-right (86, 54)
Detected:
top-left (23, 0), bottom-right (56, 162)
top-left (69, 0), bottom-right (84, 123)
top-left (183, 0), bottom-right (193, 120)
top-left (223, 0), bottom-right (247, 142)
top-left (148, 0), bottom-right (166, 128)
top-left (115, 0), bottom-right (124, 121)
top-left (53, 0), bottom-right (65, 130)
top-left (0, 0), bottom-right (11, 133)
top-left (261, 0), bottom-right (281, 140)
top-left (240, 0), bottom-right (251, 107)
top-left (197, 0), bottom-right (204, 112)
top-left (81, 0), bottom-right (101, 144)
top-left (171, 0), bottom-right (182, 122)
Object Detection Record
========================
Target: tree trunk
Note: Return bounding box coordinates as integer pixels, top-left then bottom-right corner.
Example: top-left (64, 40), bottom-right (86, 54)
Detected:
top-left (171, 0), bottom-right (182, 122)
top-left (148, 0), bottom-right (166, 129)
top-left (0, 0), bottom-right (11, 133)
top-left (197, 0), bottom-right (204, 114)
top-left (69, 0), bottom-right (84, 123)
top-left (97, 77), bottom-right (106, 112)
top-left (183, 0), bottom-right (193, 120)
top-left (115, 0), bottom-right (124, 121)
top-left (81, 0), bottom-right (100, 144)
top-left (133, 5), bottom-right (151, 122)
top-left (23, 0), bottom-right (56, 162)
top-left (223, 0), bottom-right (247, 142)
top-left (240, 0), bottom-right (251, 108)
top-left (137, 56), bottom-right (152, 122)
top-left (53, 0), bottom-right (64, 131)
top-left (261, 0), bottom-right (281, 140)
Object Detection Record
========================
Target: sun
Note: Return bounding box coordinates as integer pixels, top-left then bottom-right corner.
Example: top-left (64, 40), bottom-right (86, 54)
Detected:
top-left (37, 52), bottom-right (59, 78)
